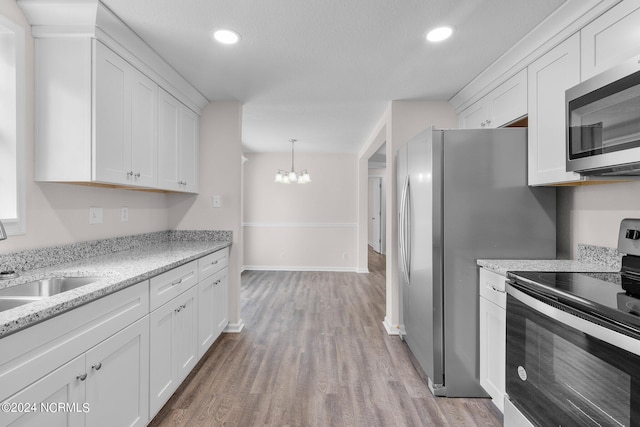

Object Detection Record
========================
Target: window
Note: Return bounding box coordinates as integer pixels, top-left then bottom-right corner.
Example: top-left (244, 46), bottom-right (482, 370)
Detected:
top-left (0, 15), bottom-right (25, 235)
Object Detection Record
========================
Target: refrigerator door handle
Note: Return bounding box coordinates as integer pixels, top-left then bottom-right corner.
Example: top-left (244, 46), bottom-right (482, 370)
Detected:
top-left (399, 175), bottom-right (406, 281)
top-left (404, 176), bottom-right (411, 282)
top-left (400, 175), bottom-right (411, 285)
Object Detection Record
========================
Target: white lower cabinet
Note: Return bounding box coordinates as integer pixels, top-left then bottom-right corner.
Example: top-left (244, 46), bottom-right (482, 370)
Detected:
top-left (0, 247), bottom-right (230, 427)
top-left (479, 268), bottom-right (507, 412)
top-left (149, 285), bottom-right (198, 417)
top-left (0, 316), bottom-right (149, 427)
top-left (198, 267), bottom-right (229, 358)
top-left (1, 355), bottom-right (85, 427)
top-left (85, 317), bottom-right (150, 427)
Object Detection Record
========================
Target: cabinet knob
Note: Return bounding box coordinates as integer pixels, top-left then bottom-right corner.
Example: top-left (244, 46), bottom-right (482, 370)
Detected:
top-left (77, 373), bottom-right (87, 381)
top-left (92, 362), bottom-right (102, 371)
top-left (480, 121), bottom-right (486, 127)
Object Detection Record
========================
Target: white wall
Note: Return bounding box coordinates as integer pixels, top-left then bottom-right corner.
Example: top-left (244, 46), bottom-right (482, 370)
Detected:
top-left (358, 100), bottom-right (458, 333)
top-left (557, 181), bottom-right (640, 258)
top-left (0, 0), bottom-right (171, 254)
top-left (243, 152), bottom-right (357, 271)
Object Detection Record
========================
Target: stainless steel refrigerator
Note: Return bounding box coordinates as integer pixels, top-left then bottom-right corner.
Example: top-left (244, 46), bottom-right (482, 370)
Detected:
top-left (397, 127), bottom-right (556, 397)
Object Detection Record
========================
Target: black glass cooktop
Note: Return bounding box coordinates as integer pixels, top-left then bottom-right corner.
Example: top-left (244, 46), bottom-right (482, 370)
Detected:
top-left (508, 271), bottom-right (640, 332)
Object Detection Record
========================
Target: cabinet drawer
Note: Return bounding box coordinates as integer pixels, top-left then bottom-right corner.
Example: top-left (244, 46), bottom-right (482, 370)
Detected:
top-left (150, 261), bottom-right (198, 311)
top-left (479, 268), bottom-right (507, 308)
top-left (198, 248), bottom-right (229, 280)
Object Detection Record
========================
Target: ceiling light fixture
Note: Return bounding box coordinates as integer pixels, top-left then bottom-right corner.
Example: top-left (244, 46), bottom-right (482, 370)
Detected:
top-left (426, 26), bottom-right (453, 42)
top-left (213, 29), bottom-right (240, 45)
top-left (275, 139), bottom-right (311, 184)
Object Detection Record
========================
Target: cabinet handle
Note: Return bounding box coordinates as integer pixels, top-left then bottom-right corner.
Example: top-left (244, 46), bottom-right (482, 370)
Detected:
top-left (171, 278), bottom-right (184, 286)
top-left (77, 373), bottom-right (87, 381)
top-left (175, 307), bottom-right (181, 313)
top-left (92, 362), bottom-right (102, 371)
top-left (210, 260), bottom-right (219, 266)
top-left (214, 279), bottom-right (221, 286)
top-left (181, 304), bottom-right (187, 309)
top-left (485, 119), bottom-right (491, 126)
top-left (488, 285), bottom-right (506, 294)
top-left (127, 171), bottom-right (134, 177)
top-left (134, 172), bottom-right (141, 178)
top-left (480, 121), bottom-right (486, 128)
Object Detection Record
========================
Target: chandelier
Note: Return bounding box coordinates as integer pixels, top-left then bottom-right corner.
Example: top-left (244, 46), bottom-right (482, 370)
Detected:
top-left (275, 139), bottom-right (311, 184)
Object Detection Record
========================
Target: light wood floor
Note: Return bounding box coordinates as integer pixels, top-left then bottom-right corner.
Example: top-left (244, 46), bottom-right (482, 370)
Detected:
top-left (149, 248), bottom-right (502, 426)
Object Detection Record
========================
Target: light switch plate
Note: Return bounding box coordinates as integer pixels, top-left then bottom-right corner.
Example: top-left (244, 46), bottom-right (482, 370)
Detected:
top-left (89, 207), bottom-right (103, 224)
top-left (121, 207), bottom-right (129, 222)
top-left (212, 195), bottom-right (221, 208)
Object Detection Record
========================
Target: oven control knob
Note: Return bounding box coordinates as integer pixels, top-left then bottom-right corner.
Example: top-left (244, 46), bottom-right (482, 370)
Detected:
top-left (626, 229), bottom-right (640, 240)
top-left (517, 366), bottom-right (527, 381)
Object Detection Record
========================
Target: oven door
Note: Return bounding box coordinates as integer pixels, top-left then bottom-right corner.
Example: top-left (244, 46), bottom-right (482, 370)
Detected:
top-left (506, 283), bottom-right (640, 427)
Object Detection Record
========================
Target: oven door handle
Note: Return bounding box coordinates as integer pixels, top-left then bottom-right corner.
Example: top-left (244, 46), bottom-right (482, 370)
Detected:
top-left (507, 283), bottom-right (640, 356)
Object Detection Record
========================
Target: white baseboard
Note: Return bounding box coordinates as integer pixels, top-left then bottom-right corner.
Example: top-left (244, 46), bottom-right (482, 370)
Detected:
top-left (243, 265), bottom-right (359, 273)
top-left (357, 268), bottom-right (369, 273)
top-left (224, 320), bottom-right (245, 333)
top-left (383, 316), bottom-right (403, 336)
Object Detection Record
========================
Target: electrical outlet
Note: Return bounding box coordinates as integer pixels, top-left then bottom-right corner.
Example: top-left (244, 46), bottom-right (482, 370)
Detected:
top-left (121, 207), bottom-right (129, 222)
top-left (212, 195), bottom-right (221, 208)
top-left (89, 207), bottom-right (103, 224)
top-left (342, 252), bottom-right (348, 260)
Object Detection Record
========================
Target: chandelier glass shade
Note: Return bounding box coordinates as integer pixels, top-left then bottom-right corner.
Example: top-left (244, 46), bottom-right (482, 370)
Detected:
top-left (275, 139), bottom-right (311, 184)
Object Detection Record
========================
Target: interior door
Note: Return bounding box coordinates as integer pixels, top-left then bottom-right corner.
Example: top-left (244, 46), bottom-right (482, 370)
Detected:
top-left (368, 177), bottom-right (382, 253)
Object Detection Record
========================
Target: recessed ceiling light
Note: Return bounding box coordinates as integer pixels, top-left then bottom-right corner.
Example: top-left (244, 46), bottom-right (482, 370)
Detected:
top-left (426, 26), bottom-right (453, 43)
top-left (213, 29), bottom-right (241, 45)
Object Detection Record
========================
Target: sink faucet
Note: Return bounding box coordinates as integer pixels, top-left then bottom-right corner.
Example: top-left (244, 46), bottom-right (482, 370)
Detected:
top-left (0, 220), bottom-right (6, 240)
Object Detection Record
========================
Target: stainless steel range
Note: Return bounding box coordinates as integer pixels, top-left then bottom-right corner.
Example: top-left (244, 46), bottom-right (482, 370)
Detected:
top-left (505, 218), bottom-right (640, 427)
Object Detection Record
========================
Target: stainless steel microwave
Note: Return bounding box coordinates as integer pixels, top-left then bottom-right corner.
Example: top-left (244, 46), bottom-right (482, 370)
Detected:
top-left (566, 55), bottom-right (640, 176)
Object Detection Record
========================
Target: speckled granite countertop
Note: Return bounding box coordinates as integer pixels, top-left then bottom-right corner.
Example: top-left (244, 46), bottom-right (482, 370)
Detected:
top-left (0, 232), bottom-right (231, 338)
top-left (476, 259), bottom-right (619, 276)
top-left (477, 243), bottom-right (622, 276)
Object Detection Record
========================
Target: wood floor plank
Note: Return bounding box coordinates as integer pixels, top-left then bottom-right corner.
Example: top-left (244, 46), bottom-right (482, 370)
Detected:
top-left (149, 248), bottom-right (502, 427)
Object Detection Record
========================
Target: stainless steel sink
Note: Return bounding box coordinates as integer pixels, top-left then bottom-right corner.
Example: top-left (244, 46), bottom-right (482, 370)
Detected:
top-left (0, 277), bottom-right (102, 298)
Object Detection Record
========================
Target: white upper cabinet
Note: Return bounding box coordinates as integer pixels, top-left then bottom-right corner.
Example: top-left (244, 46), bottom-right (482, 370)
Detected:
top-left (527, 33), bottom-right (583, 186)
top-left (581, 0), bottom-right (640, 80)
top-left (158, 89), bottom-right (200, 193)
top-left (459, 69), bottom-right (527, 129)
top-left (94, 42), bottom-right (158, 188)
top-left (20, 0), bottom-right (205, 193)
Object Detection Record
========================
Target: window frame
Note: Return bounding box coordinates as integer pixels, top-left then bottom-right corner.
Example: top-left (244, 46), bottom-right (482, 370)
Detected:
top-left (0, 15), bottom-right (26, 235)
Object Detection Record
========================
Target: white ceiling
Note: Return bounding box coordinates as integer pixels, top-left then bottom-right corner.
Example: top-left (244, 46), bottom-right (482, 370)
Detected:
top-left (100, 0), bottom-right (566, 154)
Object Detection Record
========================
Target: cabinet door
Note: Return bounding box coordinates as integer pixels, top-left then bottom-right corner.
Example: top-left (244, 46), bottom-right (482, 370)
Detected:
top-left (94, 42), bottom-right (131, 185)
top-left (175, 286), bottom-right (198, 382)
top-left (158, 89), bottom-right (182, 191)
top-left (198, 268), bottom-right (228, 358)
top-left (149, 298), bottom-right (178, 416)
top-left (582, 0), bottom-right (640, 80)
top-left (479, 296), bottom-right (506, 413)
top-left (488, 69), bottom-right (527, 128)
top-left (527, 33), bottom-right (583, 186)
top-left (0, 355), bottom-right (85, 427)
top-left (130, 69), bottom-right (158, 188)
top-left (180, 106), bottom-right (199, 193)
top-left (85, 317), bottom-right (149, 427)
top-left (149, 287), bottom-right (198, 417)
top-left (458, 100), bottom-right (488, 129)
top-left (213, 269), bottom-right (229, 339)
